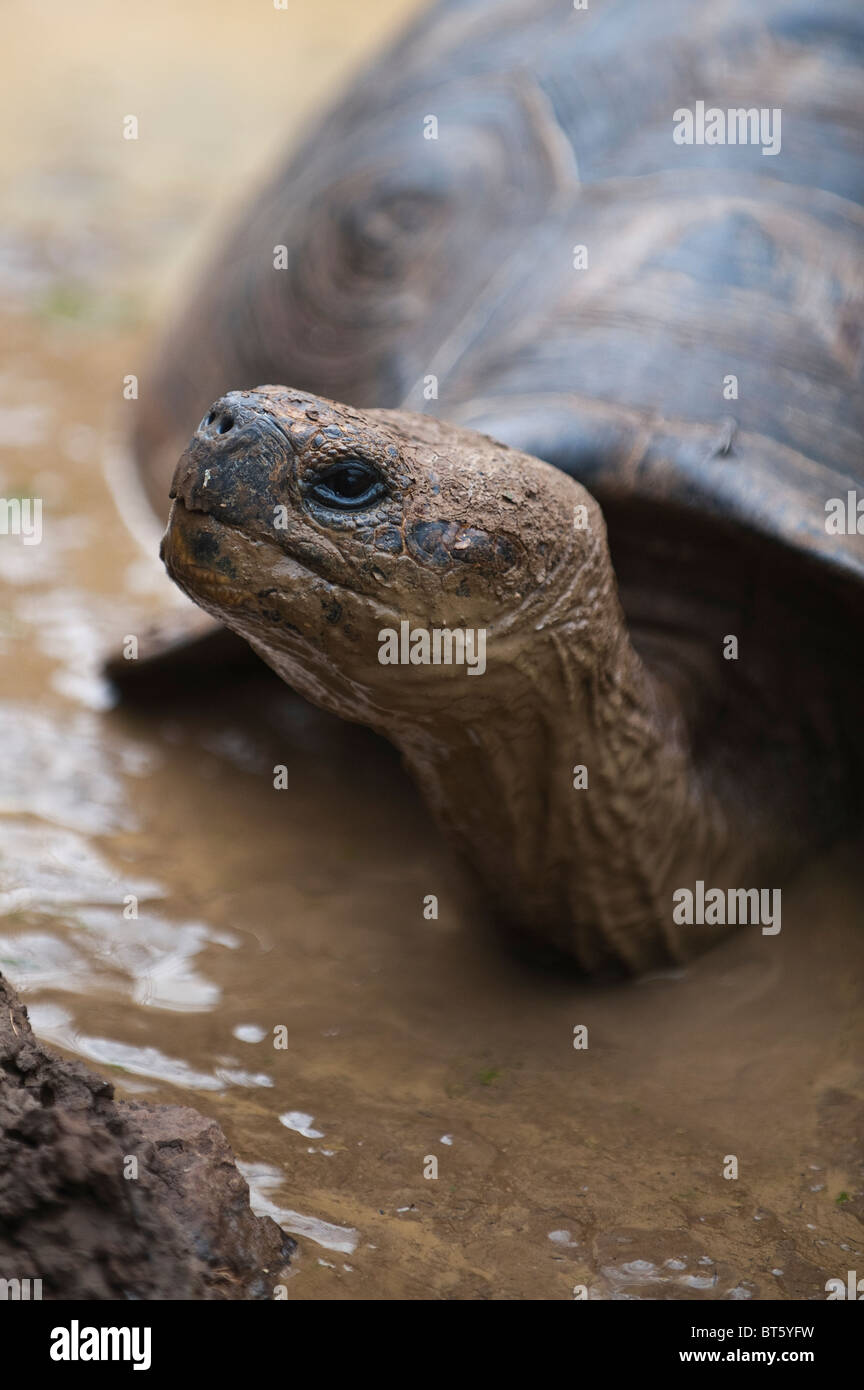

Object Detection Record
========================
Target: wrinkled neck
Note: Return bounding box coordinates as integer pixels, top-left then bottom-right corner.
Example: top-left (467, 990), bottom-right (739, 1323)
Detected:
top-left (392, 616), bottom-right (727, 972)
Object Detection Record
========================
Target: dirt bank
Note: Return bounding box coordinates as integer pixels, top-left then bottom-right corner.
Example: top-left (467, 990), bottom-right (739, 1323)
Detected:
top-left (0, 973), bottom-right (294, 1299)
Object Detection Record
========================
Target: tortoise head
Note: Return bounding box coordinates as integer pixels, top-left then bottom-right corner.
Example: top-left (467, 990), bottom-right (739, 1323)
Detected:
top-left (162, 386), bottom-right (610, 724)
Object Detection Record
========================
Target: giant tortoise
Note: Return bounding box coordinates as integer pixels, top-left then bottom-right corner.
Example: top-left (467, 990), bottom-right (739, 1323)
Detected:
top-left (119, 0), bottom-right (864, 971)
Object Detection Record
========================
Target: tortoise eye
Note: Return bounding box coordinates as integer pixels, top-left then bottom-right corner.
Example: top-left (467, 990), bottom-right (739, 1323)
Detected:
top-left (308, 459), bottom-right (386, 510)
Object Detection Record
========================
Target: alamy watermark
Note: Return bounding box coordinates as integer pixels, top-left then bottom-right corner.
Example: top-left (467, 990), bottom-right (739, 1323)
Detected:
top-left (825, 491), bottom-right (863, 534)
top-left (673, 881), bottom-right (781, 934)
top-left (825, 1271), bottom-right (864, 1300)
top-left (0, 497), bottom-right (42, 544)
top-left (0, 1276), bottom-right (42, 1299)
top-left (378, 621), bottom-right (486, 675)
top-left (50, 1321), bottom-right (151, 1370)
top-left (673, 102), bottom-right (781, 157)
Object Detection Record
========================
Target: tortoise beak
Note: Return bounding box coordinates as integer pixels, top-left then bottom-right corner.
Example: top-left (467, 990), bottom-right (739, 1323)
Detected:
top-left (167, 392), bottom-right (289, 525)
top-left (160, 501), bottom-right (250, 613)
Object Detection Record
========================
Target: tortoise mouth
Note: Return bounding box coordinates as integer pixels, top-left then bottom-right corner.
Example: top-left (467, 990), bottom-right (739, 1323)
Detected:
top-left (163, 495), bottom-right (330, 584)
top-left (161, 502), bottom-right (257, 611)
top-left (162, 497), bottom-right (358, 617)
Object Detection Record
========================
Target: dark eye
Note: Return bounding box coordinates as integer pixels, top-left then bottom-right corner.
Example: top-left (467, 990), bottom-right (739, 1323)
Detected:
top-left (308, 460), bottom-right (386, 510)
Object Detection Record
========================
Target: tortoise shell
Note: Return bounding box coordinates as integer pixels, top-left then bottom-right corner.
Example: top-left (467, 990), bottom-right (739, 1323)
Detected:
top-left (132, 0), bottom-right (864, 596)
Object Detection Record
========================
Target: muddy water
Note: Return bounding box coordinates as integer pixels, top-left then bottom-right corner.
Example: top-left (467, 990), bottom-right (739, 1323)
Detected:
top-left (2, 0), bottom-right (863, 1301)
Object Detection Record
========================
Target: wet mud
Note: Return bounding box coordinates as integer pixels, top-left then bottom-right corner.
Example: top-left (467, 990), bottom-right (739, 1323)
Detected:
top-left (0, 973), bottom-right (293, 1298)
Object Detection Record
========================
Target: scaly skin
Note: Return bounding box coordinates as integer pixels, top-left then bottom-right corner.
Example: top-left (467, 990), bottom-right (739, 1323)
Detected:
top-left (161, 385), bottom-right (769, 974)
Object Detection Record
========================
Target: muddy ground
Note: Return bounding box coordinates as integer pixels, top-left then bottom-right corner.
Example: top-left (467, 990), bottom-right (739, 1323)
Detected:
top-left (0, 972), bottom-right (294, 1298)
top-left (1, 0), bottom-right (862, 1299)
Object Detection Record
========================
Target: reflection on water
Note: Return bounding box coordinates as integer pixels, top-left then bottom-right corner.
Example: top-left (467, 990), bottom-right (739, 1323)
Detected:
top-left (1, 0), bottom-right (862, 1300)
top-left (242, 1163), bottom-right (360, 1256)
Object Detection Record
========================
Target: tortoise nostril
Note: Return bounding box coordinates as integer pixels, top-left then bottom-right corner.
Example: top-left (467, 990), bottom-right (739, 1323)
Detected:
top-left (200, 406), bottom-right (237, 437)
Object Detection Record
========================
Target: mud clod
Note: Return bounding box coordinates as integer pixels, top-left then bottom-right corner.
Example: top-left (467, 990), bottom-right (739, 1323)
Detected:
top-left (0, 974), bottom-right (294, 1299)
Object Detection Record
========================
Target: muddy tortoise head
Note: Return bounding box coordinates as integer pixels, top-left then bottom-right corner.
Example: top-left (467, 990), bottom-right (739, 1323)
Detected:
top-left (162, 386), bottom-right (611, 725)
top-left (158, 385), bottom-right (863, 975)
